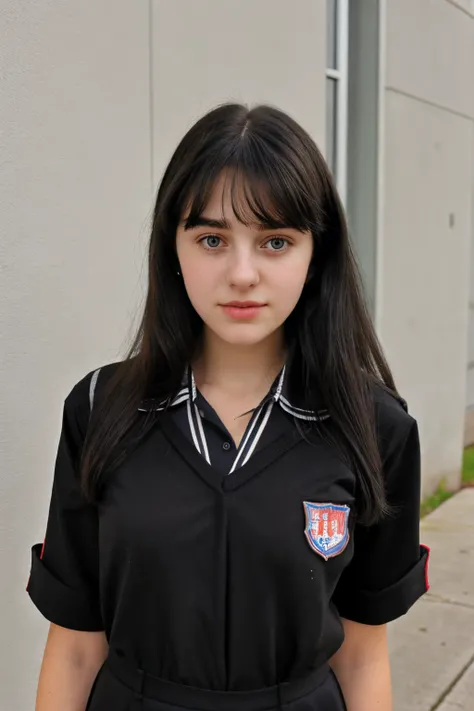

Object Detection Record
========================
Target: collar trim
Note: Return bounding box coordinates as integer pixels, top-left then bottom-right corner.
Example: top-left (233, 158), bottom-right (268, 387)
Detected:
top-left (138, 365), bottom-right (329, 421)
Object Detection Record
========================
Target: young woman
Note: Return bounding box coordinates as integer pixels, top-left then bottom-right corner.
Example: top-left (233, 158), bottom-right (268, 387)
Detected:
top-left (27, 103), bottom-right (430, 711)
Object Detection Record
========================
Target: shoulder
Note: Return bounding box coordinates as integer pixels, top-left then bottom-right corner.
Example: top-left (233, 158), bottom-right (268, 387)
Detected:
top-left (65, 360), bottom-right (124, 407)
top-left (369, 380), bottom-right (418, 464)
top-left (63, 360), bottom-right (125, 436)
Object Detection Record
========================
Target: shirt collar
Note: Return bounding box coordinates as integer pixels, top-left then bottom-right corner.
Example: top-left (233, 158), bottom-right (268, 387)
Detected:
top-left (139, 364), bottom-right (329, 421)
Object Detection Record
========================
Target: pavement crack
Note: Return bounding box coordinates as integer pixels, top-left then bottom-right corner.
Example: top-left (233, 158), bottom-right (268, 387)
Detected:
top-left (430, 653), bottom-right (474, 711)
top-left (424, 593), bottom-right (474, 610)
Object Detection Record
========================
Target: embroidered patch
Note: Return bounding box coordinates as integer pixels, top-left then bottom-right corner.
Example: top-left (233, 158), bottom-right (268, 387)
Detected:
top-left (303, 502), bottom-right (350, 561)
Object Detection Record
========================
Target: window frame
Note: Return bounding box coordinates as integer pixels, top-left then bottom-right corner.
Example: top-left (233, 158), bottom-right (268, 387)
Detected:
top-left (325, 0), bottom-right (349, 204)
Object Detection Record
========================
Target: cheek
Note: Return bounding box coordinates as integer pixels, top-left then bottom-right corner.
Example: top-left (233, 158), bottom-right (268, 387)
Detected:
top-left (180, 264), bottom-right (216, 316)
top-left (271, 260), bottom-right (309, 306)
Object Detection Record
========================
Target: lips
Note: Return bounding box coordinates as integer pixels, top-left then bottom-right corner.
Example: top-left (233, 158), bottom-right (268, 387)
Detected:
top-left (222, 301), bottom-right (265, 308)
top-left (220, 302), bottom-right (266, 320)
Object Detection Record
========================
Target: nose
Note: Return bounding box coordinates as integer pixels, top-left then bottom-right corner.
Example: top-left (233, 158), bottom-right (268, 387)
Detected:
top-left (226, 249), bottom-right (260, 289)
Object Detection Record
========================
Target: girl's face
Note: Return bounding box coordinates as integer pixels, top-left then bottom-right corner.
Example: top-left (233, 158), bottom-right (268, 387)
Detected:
top-left (175, 174), bottom-right (313, 348)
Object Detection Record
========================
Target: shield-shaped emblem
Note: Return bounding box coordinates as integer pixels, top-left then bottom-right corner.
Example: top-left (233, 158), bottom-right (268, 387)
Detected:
top-left (303, 502), bottom-right (350, 561)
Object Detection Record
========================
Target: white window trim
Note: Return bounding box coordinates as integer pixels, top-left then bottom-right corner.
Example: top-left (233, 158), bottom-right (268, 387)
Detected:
top-left (325, 0), bottom-right (349, 205)
top-left (326, 68), bottom-right (341, 81)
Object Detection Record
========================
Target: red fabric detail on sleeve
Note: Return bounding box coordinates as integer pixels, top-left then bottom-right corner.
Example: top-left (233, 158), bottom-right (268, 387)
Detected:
top-left (421, 543), bottom-right (430, 591)
top-left (26, 539), bottom-right (46, 590)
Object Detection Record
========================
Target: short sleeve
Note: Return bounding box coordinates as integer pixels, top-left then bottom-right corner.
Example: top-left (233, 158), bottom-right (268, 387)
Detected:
top-left (332, 414), bottom-right (430, 625)
top-left (26, 375), bottom-right (104, 631)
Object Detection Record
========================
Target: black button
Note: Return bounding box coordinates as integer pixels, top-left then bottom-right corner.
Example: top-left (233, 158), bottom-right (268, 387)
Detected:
top-left (222, 442), bottom-right (231, 451)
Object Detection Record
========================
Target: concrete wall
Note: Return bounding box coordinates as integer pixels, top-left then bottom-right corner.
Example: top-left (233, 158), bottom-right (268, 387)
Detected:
top-left (465, 117), bottom-right (474, 443)
top-left (465, 0), bottom-right (474, 441)
top-left (1, 3), bottom-right (152, 709)
top-left (1, 1), bottom-right (327, 709)
top-left (378, 0), bottom-right (474, 495)
top-left (151, 0), bottom-right (326, 187)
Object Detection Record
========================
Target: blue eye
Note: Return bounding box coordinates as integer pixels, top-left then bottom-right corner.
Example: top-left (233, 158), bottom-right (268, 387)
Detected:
top-left (200, 235), bottom-right (222, 249)
top-left (266, 237), bottom-right (288, 251)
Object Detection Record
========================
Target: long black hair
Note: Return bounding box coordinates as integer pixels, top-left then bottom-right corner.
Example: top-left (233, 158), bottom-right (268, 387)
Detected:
top-left (80, 102), bottom-right (401, 525)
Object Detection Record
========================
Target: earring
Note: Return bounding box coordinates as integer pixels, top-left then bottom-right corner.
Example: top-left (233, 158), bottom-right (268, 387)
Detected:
top-left (176, 270), bottom-right (181, 276)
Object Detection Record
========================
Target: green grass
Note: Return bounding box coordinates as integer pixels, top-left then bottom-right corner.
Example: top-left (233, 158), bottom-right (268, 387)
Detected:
top-left (420, 479), bottom-right (453, 518)
top-left (420, 446), bottom-right (474, 517)
top-left (462, 446), bottom-right (474, 485)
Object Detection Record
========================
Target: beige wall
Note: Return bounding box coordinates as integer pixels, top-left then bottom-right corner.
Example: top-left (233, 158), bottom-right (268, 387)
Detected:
top-left (1, 2), bottom-right (327, 709)
top-left (378, 0), bottom-right (474, 495)
top-left (1, 2), bottom-right (152, 710)
top-left (151, 0), bottom-right (326, 186)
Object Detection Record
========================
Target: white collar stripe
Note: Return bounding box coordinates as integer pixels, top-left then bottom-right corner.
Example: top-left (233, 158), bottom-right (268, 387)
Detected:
top-left (274, 364), bottom-right (286, 401)
top-left (279, 398), bottom-right (329, 421)
top-left (190, 369), bottom-right (198, 402)
top-left (238, 400), bottom-right (274, 469)
top-left (279, 394), bottom-right (312, 413)
top-left (228, 402), bottom-right (268, 473)
top-left (173, 387), bottom-right (189, 399)
top-left (194, 402), bottom-right (211, 465)
top-left (279, 394), bottom-right (326, 416)
top-left (186, 398), bottom-right (204, 457)
top-left (169, 392), bottom-right (190, 407)
top-left (138, 402), bottom-right (167, 412)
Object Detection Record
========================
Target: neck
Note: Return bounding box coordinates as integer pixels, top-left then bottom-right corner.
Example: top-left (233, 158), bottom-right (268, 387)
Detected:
top-left (192, 328), bottom-right (286, 395)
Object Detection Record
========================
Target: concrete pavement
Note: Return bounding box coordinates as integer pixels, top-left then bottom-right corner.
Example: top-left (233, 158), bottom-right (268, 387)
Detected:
top-left (389, 488), bottom-right (474, 711)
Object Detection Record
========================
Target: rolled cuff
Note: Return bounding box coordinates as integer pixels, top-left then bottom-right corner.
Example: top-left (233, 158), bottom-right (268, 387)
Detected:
top-left (335, 544), bottom-right (430, 625)
top-left (26, 543), bottom-right (104, 631)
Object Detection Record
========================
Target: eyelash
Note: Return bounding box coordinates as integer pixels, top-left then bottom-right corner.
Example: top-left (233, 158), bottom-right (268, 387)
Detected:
top-left (197, 234), bottom-right (291, 252)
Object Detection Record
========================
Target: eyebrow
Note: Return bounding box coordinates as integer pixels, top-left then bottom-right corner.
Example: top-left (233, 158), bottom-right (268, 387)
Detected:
top-left (181, 215), bottom-right (291, 232)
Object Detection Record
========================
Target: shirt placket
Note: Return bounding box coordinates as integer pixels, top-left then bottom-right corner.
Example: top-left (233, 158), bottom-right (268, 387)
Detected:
top-left (186, 366), bottom-right (286, 475)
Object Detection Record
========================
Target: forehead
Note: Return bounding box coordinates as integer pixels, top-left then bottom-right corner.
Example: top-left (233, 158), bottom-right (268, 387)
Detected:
top-left (181, 170), bottom-right (290, 230)
top-left (204, 173), bottom-right (240, 215)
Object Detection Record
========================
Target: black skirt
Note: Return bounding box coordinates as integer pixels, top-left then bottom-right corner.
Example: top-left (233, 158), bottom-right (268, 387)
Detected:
top-left (86, 651), bottom-right (347, 711)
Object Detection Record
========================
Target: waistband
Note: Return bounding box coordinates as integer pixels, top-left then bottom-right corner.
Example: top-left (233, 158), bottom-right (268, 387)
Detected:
top-left (105, 649), bottom-right (330, 711)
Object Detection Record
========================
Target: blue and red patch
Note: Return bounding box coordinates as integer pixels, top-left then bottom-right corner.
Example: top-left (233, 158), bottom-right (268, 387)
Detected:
top-left (303, 502), bottom-right (350, 561)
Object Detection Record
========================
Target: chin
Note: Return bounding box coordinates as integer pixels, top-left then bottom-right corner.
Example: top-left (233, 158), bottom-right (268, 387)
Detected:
top-left (213, 325), bottom-right (276, 347)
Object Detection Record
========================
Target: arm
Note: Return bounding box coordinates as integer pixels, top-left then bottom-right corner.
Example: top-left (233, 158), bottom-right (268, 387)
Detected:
top-left (27, 374), bottom-right (106, 708)
top-left (329, 619), bottom-right (392, 711)
top-left (330, 412), bottom-right (428, 710)
top-left (36, 624), bottom-right (108, 711)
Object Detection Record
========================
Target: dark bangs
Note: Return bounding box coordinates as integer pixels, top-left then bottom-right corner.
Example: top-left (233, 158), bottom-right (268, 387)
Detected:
top-left (174, 119), bottom-right (327, 237)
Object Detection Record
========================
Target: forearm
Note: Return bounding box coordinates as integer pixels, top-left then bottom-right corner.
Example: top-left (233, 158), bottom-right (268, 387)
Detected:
top-left (35, 624), bottom-right (108, 711)
top-left (331, 652), bottom-right (392, 711)
top-left (329, 619), bottom-right (392, 711)
top-left (36, 655), bottom-right (99, 711)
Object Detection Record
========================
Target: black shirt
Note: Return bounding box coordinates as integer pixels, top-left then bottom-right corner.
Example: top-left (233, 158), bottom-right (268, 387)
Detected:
top-left (26, 361), bottom-right (429, 691)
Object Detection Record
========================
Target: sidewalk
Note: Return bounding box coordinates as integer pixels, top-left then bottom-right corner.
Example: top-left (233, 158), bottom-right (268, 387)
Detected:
top-left (389, 488), bottom-right (474, 711)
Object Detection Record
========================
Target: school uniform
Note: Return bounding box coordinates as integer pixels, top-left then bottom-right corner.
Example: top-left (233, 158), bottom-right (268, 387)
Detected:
top-left (26, 361), bottom-right (430, 711)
